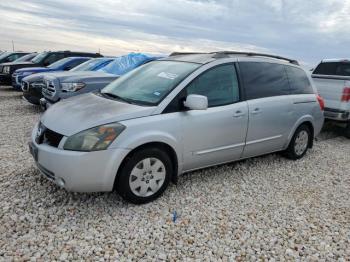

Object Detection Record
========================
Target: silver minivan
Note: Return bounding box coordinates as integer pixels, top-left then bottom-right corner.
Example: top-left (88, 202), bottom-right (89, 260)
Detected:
top-left (29, 52), bottom-right (324, 204)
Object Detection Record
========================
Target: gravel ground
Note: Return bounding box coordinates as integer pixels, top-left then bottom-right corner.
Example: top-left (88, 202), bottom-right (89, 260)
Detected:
top-left (0, 86), bottom-right (349, 261)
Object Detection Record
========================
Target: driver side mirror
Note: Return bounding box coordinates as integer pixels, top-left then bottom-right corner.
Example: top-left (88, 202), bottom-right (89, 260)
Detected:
top-left (183, 94), bottom-right (208, 110)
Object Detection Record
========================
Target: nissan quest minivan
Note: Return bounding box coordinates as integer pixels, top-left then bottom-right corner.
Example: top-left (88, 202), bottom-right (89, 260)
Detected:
top-left (29, 52), bottom-right (324, 204)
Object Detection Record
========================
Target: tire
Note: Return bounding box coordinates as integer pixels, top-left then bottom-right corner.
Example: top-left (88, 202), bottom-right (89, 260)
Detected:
top-left (284, 124), bottom-right (311, 160)
top-left (344, 122), bottom-right (350, 139)
top-left (116, 147), bottom-right (173, 204)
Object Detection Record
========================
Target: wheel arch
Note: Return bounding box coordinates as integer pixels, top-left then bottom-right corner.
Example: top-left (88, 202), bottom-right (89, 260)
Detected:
top-left (113, 141), bottom-right (179, 190)
top-left (286, 117), bottom-right (315, 149)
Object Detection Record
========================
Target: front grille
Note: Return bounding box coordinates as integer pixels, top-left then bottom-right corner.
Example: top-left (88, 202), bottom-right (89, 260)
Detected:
top-left (36, 123), bottom-right (63, 147)
top-left (42, 80), bottom-right (56, 97)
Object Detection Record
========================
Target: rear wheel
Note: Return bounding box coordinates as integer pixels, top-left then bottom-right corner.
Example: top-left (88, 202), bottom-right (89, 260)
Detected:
top-left (284, 124), bottom-right (311, 160)
top-left (116, 148), bottom-right (172, 204)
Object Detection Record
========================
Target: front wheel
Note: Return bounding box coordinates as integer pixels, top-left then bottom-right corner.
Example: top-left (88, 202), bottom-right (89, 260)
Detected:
top-left (116, 148), bottom-right (173, 204)
top-left (284, 125), bottom-right (311, 160)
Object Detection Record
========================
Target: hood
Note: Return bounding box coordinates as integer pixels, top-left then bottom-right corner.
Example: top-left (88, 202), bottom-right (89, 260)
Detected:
top-left (16, 67), bottom-right (53, 74)
top-left (22, 72), bottom-right (48, 82)
top-left (44, 71), bottom-right (117, 83)
top-left (41, 92), bottom-right (156, 136)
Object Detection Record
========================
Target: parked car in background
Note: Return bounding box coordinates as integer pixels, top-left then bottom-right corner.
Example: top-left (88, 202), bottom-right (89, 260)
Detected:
top-left (40, 53), bottom-right (161, 110)
top-left (312, 59), bottom-right (350, 138)
top-left (29, 51), bottom-right (324, 204)
top-left (12, 53), bottom-right (38, 63)
top-left (22, 57), bottom-right (114, 105)
top-left (0, 51), bottom-right (30, 64)
top-left (0, 51), bottom-right (102, 85)
top-left (12, 57), bottom-right (91, 90)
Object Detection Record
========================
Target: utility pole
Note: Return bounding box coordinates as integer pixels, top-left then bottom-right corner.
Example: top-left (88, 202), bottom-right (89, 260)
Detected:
top-left (12, 40), bottom-right (14, 51)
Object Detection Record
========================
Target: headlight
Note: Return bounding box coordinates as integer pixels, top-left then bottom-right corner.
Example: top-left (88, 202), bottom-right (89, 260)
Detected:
top-left (61, 82), bottom-right (85, 92)
top-left (63, 123), bottom-right (126, 151)
top-left (3, 66), bottom-right (10, 74)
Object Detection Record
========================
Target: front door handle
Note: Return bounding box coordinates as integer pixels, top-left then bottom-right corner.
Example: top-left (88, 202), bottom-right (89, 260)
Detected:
top-left (251, 108), bottom-right (262, 115)
top-left (233, 111), bottom-right (245, 118)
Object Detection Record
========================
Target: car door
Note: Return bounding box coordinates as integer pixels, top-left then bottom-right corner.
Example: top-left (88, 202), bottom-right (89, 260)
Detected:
top-left (179, 63), bottom-right (249, 171)
top-left (238, 61), bottom-right (295, 158)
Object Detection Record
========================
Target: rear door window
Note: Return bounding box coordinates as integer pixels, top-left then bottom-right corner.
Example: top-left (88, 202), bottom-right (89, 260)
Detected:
top-left (285, 66), bottom-right (314, 94)
top-left (239, 62), bottom-right (289, 100)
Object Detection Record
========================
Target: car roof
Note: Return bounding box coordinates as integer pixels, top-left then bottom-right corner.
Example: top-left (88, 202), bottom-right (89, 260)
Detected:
top-left (163, 51), bottom-right (299, 66)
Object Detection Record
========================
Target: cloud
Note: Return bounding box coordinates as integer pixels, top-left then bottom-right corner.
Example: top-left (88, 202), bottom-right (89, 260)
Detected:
top-left (0, 0), bottom-right (350, 66)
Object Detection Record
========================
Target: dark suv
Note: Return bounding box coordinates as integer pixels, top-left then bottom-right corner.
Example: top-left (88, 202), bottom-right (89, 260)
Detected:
top-left (0, 51), bottom-right (102, 86)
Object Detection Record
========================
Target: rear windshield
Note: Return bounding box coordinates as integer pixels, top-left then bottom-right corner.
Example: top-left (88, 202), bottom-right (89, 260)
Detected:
top-left (313, 62), bottom-right (350, 76)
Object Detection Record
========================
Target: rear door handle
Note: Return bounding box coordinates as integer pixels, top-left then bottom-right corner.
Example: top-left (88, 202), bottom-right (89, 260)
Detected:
top-left (251, 108), bottom-right (262, 115)
top-left (233, 110), bottom-right (245, 118)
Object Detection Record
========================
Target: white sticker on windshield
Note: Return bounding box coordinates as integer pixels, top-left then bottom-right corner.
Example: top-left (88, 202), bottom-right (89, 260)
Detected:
top-left (157, 72), bottom-right (178, 80)
top-left (153, 91), bottom-right (161, 96)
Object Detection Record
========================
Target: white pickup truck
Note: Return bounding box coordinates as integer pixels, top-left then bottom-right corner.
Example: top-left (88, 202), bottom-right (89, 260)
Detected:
top-left (312, 59), bottom-right (350, 138)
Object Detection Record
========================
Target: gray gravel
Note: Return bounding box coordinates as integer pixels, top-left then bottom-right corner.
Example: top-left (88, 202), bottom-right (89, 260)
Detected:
top-left (0, 86), bottom-right (349, 261)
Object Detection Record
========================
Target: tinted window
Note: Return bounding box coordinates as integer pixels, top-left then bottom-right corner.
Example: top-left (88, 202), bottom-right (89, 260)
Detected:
top-left (67, 59), bottom-right (88, 69)
top-left (285, 66), bottom-right (313, 94)
top-left (186, 64), bottom-right (239, 107)
top-left (44, 53), bottom-right (65, 65)
top-left (7, 54), bottom-right (20, 62)
top-left (313, 62), bottom-right (350, 76)
top-left (239, 62), bottom-right (289, 100)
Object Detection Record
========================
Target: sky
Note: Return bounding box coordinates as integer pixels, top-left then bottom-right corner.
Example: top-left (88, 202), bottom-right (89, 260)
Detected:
top-left (0, 0), bottom-right (350, 67)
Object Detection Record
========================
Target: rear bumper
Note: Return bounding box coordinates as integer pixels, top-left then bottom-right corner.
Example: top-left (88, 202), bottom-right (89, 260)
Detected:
top-left (324, 107), bottom-right (350, 122)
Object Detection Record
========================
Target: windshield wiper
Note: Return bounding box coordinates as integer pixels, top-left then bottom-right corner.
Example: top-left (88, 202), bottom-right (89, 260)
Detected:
top-left (101, 92), bottom-right (132, 104)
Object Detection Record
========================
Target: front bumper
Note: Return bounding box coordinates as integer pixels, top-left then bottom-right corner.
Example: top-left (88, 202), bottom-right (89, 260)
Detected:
top-left (0, 73), bottom-right (11, 85)
top-left (29, 124), bottom-right (130, 192)
top-left (22, 82), bottom-right (44, 105)
top-left (11, 74), bottom-right (24, 90)
top-left (324, 107), bottom-right (350, 122)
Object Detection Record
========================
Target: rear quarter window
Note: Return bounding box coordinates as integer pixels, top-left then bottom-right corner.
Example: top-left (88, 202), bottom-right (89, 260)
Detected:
top-left (285, 66), bottom-right (314, 94)
top-left (239, 62), bottom-right (289, 100)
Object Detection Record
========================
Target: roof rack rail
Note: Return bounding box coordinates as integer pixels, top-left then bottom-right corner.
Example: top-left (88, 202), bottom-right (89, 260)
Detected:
top-left (169, 52), bottom-right (208, 56)
top-left (210, 51), bottom-right (299, 65)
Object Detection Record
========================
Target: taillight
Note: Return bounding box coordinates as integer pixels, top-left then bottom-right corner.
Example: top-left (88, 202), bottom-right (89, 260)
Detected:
top-left (341, 87), bottom-right (350, 102)
top-left (317, 95), bottom-right (325, 111)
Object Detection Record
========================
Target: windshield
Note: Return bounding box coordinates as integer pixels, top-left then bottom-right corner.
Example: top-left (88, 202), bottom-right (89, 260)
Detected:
top-left (71, 58), bottom-right (112, 72)
top-left (14, 53), bottom-right (36, 62)
top-left (31, 52), bottom-right (48, 63)
top-left (48, 57), bottom-right (70, 69)
top-left (0, 52), bottom-right (10, 60)
top-left (102, 61), bottom-right (200, 106)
